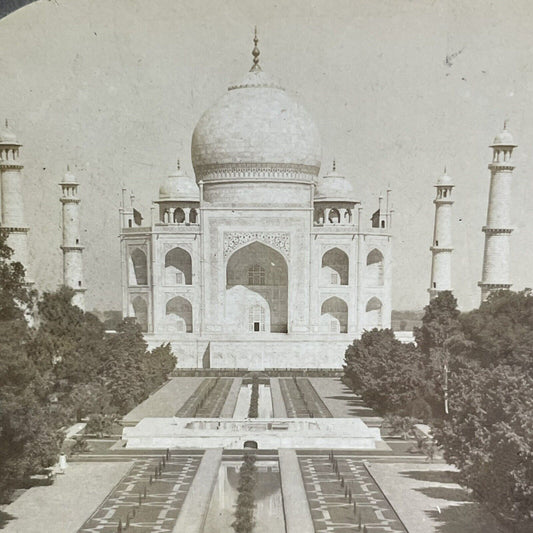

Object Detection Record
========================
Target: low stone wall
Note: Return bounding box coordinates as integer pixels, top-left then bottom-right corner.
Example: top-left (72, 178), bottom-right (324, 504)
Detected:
top-left (144, 334), bottom-right (352, 370)
top-left (122, 417), bottom-right (379, 450)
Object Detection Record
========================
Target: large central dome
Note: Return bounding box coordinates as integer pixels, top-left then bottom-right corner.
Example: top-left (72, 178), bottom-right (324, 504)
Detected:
top-left (191, 68), bottom-right (321, 181)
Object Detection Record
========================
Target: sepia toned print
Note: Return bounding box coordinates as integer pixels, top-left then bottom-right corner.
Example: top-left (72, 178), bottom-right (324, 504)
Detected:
top-left (0, 1), bottom-right (531, 532)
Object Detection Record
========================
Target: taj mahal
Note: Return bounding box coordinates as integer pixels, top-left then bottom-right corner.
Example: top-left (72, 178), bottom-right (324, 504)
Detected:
top-left (119, 35), bottom-right (393, 368)
top-left (0, 31), bottom-right (518, 370)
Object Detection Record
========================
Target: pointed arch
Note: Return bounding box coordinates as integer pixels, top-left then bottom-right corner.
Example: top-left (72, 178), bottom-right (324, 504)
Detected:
top-left (321, 247), bottom-right (349, 285)
top-left (165, 247), bottom-right (192, 285)
top-left (173, 208), bottom-right (185, 223)
top-left (366, 248), bottom-right (384, 286)
top-left (129, 248), bottom-right (148, 285)
top-left (131, 296), bottom-right (148, 332)
top-left (165, 296), bottom-right (193, 333)
top-left (226, 241), bottom-right (287, 333)
top-left (320, 296), bottom-right (348, 333)
top-left (328, 208), bottom-right (341, 224)
top-left (365, 297), bottom-right (383, 329)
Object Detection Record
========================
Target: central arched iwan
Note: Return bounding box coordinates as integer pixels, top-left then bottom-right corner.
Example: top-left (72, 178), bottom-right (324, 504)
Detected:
top-left (226, 241), bottom-right (288, 333)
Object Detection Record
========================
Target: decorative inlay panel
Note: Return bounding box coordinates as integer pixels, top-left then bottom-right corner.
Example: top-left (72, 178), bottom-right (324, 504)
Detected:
top-left (224, 231), bottom-right (290, 257)
top-left (195, 162), bottom-right (319, 181)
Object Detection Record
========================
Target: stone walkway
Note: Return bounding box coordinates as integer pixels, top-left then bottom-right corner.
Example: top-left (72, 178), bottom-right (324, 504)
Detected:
top-left (309, 377), bottom-right (378, 419)
top-left (172, 449), bottom-right (222, 533)
top-left (270, 378), bottom-right (288, 417)
top-left (2, 462), bottom-right (132, 533)
top-left (219, 377), bottom-right (242, 417)
top-left (122, 378), bottom-right (205, 423)
top-left (78, 453), bottom-right (202, 533)
top-left (279, 378), bottom-right (333, 418)
top-left (368, 462), bottom-right (509, 533)
top-left (298, 455), bottom-right (407, 532)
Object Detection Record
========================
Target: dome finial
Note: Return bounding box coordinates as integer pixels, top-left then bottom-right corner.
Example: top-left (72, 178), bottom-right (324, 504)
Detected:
top-left (177, 158), bottom-right (181, 171)
top-left (332, 159), bottom-right (336, 172)
top-left (444, 165), bottom-right (447, 174)
top-left (67, 164), bottom-right (70, 172)
top-left (4, 119), bottom-right (7, 129)
top-left (504, 119), bottom-right (509, 130)
top-left (250, 26), bottom-right (261, 72)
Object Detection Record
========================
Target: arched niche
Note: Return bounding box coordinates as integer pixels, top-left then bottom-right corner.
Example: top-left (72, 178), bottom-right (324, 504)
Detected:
top-left (328, 208), bottom-right (341, 224)
top-left (320, 296), bottom-right (348, 333)
top-left (173, 208), bottom-right (185, 223)
top-left (365, 296), bottom-right (383, 329)
top-left (131, 295), bottom-right (148, 332)
top-left (321, 248), bottom-right (349, 285)
top-left (129, 248), bottom-right (148, 286)
top-left (165, 247), bottom-right (192, 285)
top-left (165, 296), bottom-right (193, 333)
top-left (226, 241), bottom-right (288, 333)
top-left (366, 248), bottom-right (384, 286)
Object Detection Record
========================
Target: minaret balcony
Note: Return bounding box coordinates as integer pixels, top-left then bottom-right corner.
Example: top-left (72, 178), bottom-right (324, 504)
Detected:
top-left (429, 245), bottom-right (453, 252)
top-left (488, 162), bottom-right (515, 171)
top-left (481, 226), bottom-right (514, 234)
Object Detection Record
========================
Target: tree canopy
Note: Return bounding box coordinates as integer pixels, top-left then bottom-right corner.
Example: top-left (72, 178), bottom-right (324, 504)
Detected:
top-left (0, 232), bottom-right (176, 501)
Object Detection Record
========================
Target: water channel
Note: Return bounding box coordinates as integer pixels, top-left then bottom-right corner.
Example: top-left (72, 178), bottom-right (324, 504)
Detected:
top-left (202, 459), bottom-right (286, 533)
top-left (232, 384), bottom-right (273, 419)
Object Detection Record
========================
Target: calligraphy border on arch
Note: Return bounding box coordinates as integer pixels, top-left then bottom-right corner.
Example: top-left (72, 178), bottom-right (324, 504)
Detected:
top-left (224, 231), bottom-right (290, 258)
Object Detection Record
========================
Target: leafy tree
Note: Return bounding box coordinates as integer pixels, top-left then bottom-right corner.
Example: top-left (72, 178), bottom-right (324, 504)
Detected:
top-left (434, 361), bottom-right (533, 526)
top-left (433, 290), bottom-right (533, 529)
top-left (30, 286), bottom-right (107, 384)
top-left (344, 329), bottom-right (427, 416)
top-left (414, 291), bottom-right (462, 355)
top-left (0, 229), bottom-right (34, 322)
top-left (0, 389), bottom-right (62, 500)
top-left (460, 289), bottom-right (533, 367)
top-left (142, 343), bottom-right (176, 394)
top-left (103, 319), bottom-right (148, 414)
top-left (0, 231), bottom-right (60, 502)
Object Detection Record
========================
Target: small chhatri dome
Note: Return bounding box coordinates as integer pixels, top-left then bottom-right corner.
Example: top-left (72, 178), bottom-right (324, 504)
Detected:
top-left (0, 119), bottom-right (19, 144)
top-left (159, 161), bottom-right (199, 201)
top-left (62, 165), bottom-right (78, 184)
top-left (315, 161), bottom-right (357, 202)
top-left (436, 167), bottom-right (454, 186)
top-left (191, 30), bottom-right (321, 180)
top-left (491, 121), bottom-right (516, 146)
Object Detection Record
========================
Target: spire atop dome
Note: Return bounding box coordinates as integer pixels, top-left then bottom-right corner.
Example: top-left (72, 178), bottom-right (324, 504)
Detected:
top-left (177, 158), bottom-right (181, 171)
top-left (332, 159), bottom-right (336, 172)
top-left (250, 26), bottom-right (261, 72)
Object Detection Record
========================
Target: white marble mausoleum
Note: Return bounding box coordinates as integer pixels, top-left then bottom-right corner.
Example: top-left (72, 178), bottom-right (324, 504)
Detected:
top-left (119, 37), bottom-right (392, 368)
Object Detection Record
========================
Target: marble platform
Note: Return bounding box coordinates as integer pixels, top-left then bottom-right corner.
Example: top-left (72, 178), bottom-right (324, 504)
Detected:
top-left (122, 417), bottom-right (381, 450)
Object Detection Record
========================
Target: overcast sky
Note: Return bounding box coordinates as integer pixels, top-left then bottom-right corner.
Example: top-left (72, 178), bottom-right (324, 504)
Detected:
top-left (1, 0), bottom-right (532, 312)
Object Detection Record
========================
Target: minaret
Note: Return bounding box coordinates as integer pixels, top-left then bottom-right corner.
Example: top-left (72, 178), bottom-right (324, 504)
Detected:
top-left (0, 121), bottom-right (32, 283)
top-left (479, 122), bottom-right (516, 302)
top-left (428, 168), bottom-right (454, 300)
top-left (60, 167), bottom-right (85, 310)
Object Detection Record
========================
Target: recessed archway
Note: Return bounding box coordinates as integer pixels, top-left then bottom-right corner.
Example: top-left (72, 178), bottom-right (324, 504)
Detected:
top-left (166, 296), bottom-right (193, 333)
top-left (366, 249), bottom-right (384, 286)
top-left (165, 247), bottom-right (192, 285)
top-left (365, 297), bottom-right (383, 329)
top-left (320, 296), bottom-right (348, 333)
top-left (129, 248), bottom-right (147, 286)
top-left (321, 248), bottom-right (349, 285)
top-left (226, 241), bottom-right (288, 333)
top-left (131, 295), bottom-right (148, 332)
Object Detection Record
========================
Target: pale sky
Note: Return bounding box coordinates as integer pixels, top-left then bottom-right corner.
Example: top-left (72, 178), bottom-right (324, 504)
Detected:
top-left (1, 0), bottom-right (532, 312)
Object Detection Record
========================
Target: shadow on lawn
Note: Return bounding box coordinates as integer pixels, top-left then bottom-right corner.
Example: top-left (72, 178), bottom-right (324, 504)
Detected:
top-left (426, 503), bottom-right (511, 533)
top-left (0, 510), bottom-right (15, 529)
top-left (400, 470), bottom-right (460, 484)
top-left (417, 486), bottom-right (471, 502)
